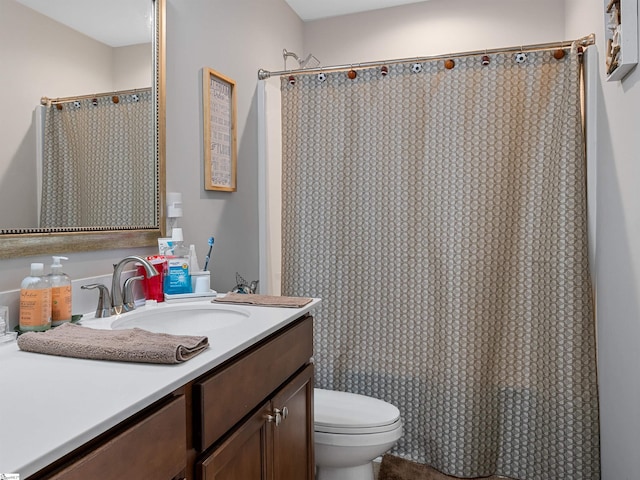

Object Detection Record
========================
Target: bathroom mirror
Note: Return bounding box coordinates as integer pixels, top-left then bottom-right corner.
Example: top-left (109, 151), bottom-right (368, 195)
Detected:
top-left (0, 0), bottom-right (165, 258)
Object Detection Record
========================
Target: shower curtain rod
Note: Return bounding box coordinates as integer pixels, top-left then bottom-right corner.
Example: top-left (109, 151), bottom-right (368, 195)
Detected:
top-left (40, 86), bottom-right (152, 106)
top-left (257, 33), bottom-right (595, 80)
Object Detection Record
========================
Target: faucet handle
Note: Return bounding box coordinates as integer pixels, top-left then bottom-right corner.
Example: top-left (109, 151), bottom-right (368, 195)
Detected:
top-left (123, 275), bottom-right (145, 313)
top-left (81, 284), bottom-right (112, 318)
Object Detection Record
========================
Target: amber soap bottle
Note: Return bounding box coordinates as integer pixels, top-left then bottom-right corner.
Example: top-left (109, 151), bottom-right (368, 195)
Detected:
top-left (19, 263), bottom-right (52, 332)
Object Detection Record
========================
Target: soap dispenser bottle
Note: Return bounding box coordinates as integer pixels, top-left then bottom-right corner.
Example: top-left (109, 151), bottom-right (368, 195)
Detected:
top-left (19, 263), bottom-right (52, 332)
top-left (48, 256), bottom-right (72, 326)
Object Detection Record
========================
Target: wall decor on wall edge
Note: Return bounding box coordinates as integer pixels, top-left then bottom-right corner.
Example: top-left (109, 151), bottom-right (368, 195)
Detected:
top-left (605, 0), bottom-right (638, 81)
top-left (202, 67), bottom-right (237, 191)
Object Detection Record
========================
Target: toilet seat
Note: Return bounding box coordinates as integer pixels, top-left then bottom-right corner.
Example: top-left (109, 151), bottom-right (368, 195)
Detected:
top-left (314, 388), bottom-right (401, 434)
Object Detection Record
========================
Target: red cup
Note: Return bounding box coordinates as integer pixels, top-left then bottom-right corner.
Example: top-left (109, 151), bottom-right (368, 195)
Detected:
top-left (137, 255), bottom-right (167, 302)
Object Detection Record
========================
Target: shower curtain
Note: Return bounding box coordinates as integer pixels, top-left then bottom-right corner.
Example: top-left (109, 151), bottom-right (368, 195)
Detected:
top-left (280, 49), bottom-right (599, 479)
top-left (40, 90), bottom-right (155, 228)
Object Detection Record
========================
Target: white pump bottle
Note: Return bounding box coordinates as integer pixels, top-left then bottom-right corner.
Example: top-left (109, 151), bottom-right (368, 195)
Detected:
top-left (19, 263), bottom-right (51, 332)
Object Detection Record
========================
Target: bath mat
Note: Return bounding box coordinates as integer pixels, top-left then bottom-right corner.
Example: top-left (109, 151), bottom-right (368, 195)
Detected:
top-left (378, 454), bottom-right (442, 480)
top-left (378, 454), bottom-right (511, 480)
top-left (17, 322), bottom-right (209, 364)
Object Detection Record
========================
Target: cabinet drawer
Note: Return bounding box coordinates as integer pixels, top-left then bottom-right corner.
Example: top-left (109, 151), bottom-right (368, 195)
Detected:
top-left (194, 315), bottom-right (313, 451)
top-left (48, 395), bottom-right (186, 480)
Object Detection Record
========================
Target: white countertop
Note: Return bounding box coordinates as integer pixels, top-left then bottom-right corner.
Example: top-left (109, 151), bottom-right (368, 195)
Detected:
top-left (0, 298), bottom-right (320, 477)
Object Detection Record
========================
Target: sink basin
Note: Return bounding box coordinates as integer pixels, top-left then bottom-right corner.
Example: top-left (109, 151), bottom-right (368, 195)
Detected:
top-left (110, 303), bottom-right (251, 336)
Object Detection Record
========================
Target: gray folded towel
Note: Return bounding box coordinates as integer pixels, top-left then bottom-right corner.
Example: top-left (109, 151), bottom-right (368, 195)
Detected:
top-left (17, 322), bottom-right (208, 364)
top-left (214, 293), bottom-right (313, 308)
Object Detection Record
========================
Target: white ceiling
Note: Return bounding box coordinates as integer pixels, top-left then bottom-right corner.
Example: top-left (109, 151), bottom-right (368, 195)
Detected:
top-left (14, 0), bottom-right (152, 47)
top-left (14, 0), bottom-right (429, 47)
top-left (284, 0), bottom-right (431, 21)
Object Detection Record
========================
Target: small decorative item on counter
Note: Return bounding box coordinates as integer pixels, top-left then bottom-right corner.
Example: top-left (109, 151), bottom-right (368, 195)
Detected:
top-left (163, 228), bottom-right (192, 295)
top-left (137, 255), bottom-right (167, 302)
top-left (232, 272), bottom-right (259, 294)
top-left (19, 263), bottom-right (52, 332)
top-left (170, 228), bottom-right (189, 257)
top-left (163, 257), bottom-right (192, 295)
top-left (0, 305), bottom-right (17, 343)
top-left (203, 236), bottom-right (215, 271)
top-left (189, 244), bottom-right (200, 272)
top-left (158, 237), bottom-right (175, 256)
top-left (48, 256), bottom-right (72, 326)
top-left (191, 270), bottom-right (211, 294)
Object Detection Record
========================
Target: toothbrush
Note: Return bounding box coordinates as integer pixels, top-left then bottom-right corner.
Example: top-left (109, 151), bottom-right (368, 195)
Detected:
top-left (203, 236), bottom-right (214, 271)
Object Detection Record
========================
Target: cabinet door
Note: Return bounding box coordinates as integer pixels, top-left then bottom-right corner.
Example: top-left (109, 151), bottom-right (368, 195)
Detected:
top-left (197, 401), bottom-right (270, 480)
top-left (271, 364), bottom-right (314, 480)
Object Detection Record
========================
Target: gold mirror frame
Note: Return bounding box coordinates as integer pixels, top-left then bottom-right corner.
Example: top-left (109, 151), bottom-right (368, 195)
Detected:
top-left (0, 0), bottom-right (166, 259)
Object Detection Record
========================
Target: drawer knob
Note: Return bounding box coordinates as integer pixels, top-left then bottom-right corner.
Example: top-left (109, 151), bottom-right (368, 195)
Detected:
top-left (264, 411), bottom-right (282, 426)
top-left (265, 406), bottom-right (289, 427)
top-left (264, 412), bottom-right (278, 425)
top-left (278, 406), bottom-right (289, 421)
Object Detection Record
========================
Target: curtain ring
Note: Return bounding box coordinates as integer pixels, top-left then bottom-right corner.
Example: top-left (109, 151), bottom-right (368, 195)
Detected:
top-left (482, 49), bottom-right (490, 66)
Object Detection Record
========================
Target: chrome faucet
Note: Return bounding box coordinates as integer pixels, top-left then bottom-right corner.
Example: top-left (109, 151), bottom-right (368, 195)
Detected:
top-left (111, 255), bottom-right (159, 315)
top-left (80, 284), bottom-right (112, 318)
top-left (81, 255), bottom-right (159, 318)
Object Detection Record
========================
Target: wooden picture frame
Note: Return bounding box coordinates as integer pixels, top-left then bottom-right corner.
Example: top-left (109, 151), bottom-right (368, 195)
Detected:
top-left (604, 0), bottom-right (638, 81)
top-left (203, 68), bottom-right (237, 191)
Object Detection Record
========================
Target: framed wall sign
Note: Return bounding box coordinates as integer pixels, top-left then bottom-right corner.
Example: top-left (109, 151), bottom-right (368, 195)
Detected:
top-left (604, 0), bottom-right (638, 81)
top-left (203, 68), bottom-right (237, 191)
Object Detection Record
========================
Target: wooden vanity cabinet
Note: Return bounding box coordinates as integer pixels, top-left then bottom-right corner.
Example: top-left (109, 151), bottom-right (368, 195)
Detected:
top-left (197, 364), bottom-right (314, 480)
top-left (26, 314), bottom-right (314, 480)
top-left (194, 315), bottom-right (314, 480)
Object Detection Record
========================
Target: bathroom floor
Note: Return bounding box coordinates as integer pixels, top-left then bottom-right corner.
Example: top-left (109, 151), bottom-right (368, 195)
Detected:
top-left (376, 455), bottom-right (509, 480)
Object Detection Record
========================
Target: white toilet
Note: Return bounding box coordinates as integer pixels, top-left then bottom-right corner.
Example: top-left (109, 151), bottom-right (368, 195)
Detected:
top-left (314, 388), bottom-right (403, 480)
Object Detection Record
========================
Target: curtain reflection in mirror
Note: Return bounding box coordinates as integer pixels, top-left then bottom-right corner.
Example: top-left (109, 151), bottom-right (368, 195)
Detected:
top-left (38, 89), bottom-right (155, 228)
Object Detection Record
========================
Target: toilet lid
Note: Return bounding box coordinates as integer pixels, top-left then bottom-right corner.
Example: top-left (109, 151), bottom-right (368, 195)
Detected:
top-left (314, 388), bottom-right (401, 434)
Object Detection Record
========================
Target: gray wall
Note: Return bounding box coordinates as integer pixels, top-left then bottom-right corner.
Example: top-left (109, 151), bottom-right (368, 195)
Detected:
top-left (566, 0), bottom-right (640, 478)
top-left (164, 0), bottom-right (303, 293)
